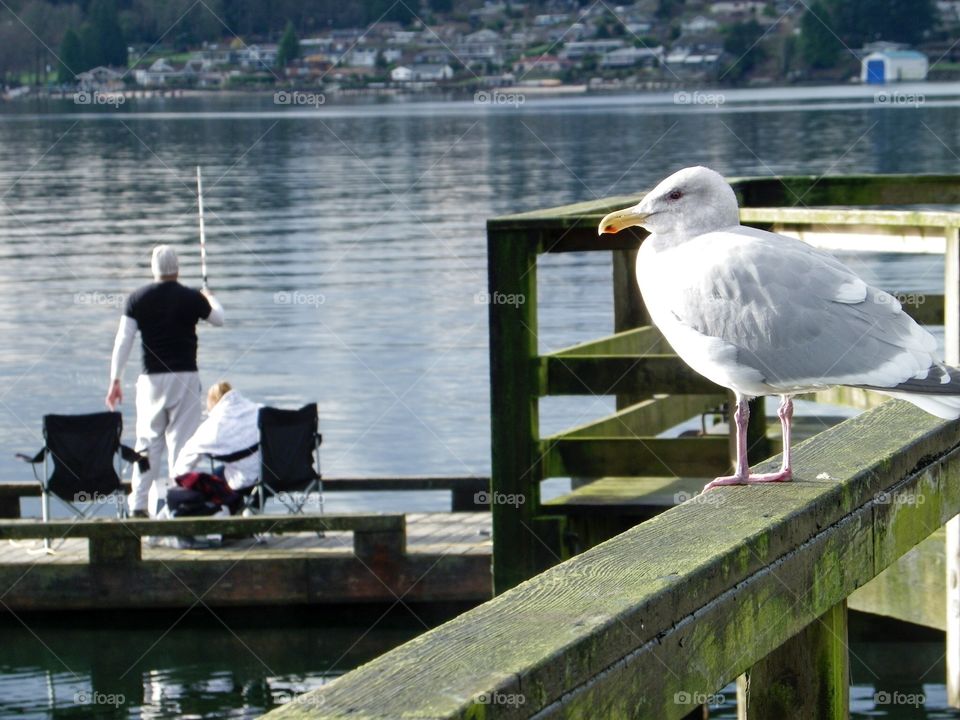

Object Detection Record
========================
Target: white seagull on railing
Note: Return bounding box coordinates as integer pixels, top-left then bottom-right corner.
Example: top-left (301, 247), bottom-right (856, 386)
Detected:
top-left (598, 166), bottom-right (960, 492)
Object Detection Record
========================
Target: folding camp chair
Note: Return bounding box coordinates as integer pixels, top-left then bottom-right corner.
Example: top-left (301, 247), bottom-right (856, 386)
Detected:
top-left (252, 404), bottom-right (323, 515)
top-left (17, 412), bottom-right (148, 527)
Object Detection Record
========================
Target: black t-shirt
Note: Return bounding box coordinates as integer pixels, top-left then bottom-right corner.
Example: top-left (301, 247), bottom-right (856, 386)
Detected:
top-left (125, 281), bottom-right (212, 374)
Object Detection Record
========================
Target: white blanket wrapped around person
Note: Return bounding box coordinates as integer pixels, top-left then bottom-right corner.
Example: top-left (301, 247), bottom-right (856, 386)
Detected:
top-left (173, 381), bottom-right (261, 494)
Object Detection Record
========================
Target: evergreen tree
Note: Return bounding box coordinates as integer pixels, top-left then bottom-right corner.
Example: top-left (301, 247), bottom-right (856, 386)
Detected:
top-left (276, 20), bottom-right (300, 68)
top-left (722, 20), bottom-right (766, 81)
top-left (57, 27), bottom-right (83, 83)
top-left (800, 1), bottom-right (840, 69)
top-left (78, 23), bottom-right (100, 69)
top-left (84, 0), bottom-right (126, 68)
top-left (826, 0), bottom-right (936, 47)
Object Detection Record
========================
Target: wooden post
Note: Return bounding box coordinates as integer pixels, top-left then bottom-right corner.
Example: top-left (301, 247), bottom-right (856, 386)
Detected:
top-left (612, 247), bottom-right (651, 411)
top-left (0, 496), bottom-right (19, 519)
top-left (89, 533), bottom-right (141, 565)
top-left (488, 226), bottom-right (542, 594)
top-left (737, 601), bottom-right (850, 720)
top-left (353, 528), bottom-right (406, 561)
top-left (945, 224), bottom-right (960, 708)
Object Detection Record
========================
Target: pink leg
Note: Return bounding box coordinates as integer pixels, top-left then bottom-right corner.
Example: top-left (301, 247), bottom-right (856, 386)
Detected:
top-left (702, 395), bottom-right (793, 492)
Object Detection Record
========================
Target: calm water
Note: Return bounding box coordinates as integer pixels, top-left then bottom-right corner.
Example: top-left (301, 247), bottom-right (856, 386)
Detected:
top-left (2, 84), bottom-right (960, 717)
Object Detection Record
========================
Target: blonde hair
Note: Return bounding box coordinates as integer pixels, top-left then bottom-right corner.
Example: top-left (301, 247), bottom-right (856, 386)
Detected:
top-left (207, 381), bottom-right (232, 411)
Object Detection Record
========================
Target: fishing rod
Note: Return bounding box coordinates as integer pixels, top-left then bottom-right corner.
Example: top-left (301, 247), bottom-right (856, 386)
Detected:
top-left (197, 166), bottom-right (208, 290)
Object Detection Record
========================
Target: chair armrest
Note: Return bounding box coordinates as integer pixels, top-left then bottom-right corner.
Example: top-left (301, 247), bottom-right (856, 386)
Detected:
top-left (15, 449), bottom-right (45, 464)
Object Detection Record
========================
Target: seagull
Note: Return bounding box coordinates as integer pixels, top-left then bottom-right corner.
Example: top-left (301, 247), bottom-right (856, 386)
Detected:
top-left (598, 166), bottom-right (960, 492)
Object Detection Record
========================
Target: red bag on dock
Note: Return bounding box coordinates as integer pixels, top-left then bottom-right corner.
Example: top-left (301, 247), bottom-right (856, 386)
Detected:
top-left (174, 472), bottom-right (243, 514)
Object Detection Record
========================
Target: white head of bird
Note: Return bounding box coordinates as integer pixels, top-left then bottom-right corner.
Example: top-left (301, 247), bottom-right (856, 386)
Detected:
top-left (598, 166), bottom-right (740, 241)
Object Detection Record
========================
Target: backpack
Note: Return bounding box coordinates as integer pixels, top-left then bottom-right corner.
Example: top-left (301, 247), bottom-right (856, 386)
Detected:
top-left (174, 472), bottom-right (243, 515)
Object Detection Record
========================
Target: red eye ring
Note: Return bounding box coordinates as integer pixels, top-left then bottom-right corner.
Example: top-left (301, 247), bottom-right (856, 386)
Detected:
top-left (668, 189), bottom-right (683, 201)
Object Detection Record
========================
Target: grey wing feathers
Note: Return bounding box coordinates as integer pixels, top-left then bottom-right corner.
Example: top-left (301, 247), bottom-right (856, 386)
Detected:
top-left (674, 228), bottom-right (939, 392)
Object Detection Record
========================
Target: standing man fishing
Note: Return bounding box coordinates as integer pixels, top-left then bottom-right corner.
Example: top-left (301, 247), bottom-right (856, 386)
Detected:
top-left (105, 169), bottom-right (224, 516)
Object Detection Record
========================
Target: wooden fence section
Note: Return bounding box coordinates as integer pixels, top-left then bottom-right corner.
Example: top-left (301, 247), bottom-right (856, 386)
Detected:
top-left (0, 513), bottom-right (491, 611)
top-left (487, 175), bottom-right (960, 596)
top-left (262, 401), bottom-right (960, 719)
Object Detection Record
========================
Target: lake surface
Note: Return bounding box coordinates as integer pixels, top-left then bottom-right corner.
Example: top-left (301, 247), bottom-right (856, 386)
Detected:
top-left (2, 84), bottom-right (960, 717)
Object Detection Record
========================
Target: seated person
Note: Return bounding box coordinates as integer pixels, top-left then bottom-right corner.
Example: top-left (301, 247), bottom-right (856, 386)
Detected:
top-left (173, 381), bottom-right (261, 492)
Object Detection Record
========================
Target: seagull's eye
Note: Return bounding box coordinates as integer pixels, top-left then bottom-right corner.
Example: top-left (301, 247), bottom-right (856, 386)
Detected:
top-left (667, 189), bottom-right (683, 201)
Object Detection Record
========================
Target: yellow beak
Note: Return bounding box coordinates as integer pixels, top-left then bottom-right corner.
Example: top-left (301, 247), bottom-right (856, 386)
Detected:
top-left (598, 207), bottom-right (649, 235)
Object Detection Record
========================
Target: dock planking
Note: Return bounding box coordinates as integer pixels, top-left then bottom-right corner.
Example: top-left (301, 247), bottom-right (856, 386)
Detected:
top-left (0, 512), bottom-right (492, 612)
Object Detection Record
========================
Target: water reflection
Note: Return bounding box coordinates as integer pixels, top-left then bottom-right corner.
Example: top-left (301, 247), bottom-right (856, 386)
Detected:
top-left (0, 611), bottom-right (421, 718)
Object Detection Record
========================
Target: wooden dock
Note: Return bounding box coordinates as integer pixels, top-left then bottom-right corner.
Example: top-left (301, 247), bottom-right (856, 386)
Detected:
top-left (262, 401), bottom-right (960, 719)
top-left (0, 512), bottom-right (491, 612)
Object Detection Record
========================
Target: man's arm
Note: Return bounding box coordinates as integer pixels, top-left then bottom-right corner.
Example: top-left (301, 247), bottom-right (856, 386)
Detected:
top-left (201, 288), bottom-right (224, 327)
top-left (105, 315), bottom-right (138, 410)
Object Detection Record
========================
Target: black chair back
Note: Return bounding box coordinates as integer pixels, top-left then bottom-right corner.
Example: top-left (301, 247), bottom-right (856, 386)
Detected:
top-left (43, 412), bottom-right (123, 501)
top-left (258, 404), bottom-right (321, 493)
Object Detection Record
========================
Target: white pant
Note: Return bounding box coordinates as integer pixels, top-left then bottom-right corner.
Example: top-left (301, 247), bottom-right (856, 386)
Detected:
top-left (129, 372), bottom-right (203, 514)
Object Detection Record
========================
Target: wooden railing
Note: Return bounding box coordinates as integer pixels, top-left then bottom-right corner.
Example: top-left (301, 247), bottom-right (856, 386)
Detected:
top-left (486, 176), bottom-right (960, 595)
top-left (261, 401), bottom-right (960, 719)
top-left (0, 476), bottom-right (491, 518)
top-left (0, 513), bottom-right (405, 564)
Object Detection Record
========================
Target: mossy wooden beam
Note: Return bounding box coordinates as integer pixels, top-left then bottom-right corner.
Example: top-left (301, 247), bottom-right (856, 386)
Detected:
top-left (541, 436), bottom-right (730, 478)
top-left (732, 174), bottom-right (960, 208)
top-left (540, 355), bottom-right (723, 396)
top-left (739, 207), bottom-right (960, 229)
top-left (848, 529), bottom-right (945, 631)
top-left (560, 396), bottom-right (726, 439)
top-left (737, 602), bottom-right (849, 720)
top-left (261, 402), bottom-right (960, 720)
top-left (549, 326), bottom-right (666, 357)
top-left (487, 226), bottom-right (546, 593)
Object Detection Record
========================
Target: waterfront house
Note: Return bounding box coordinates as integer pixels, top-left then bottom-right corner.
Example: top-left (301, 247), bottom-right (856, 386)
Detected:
top-left (76, 66), bottom-right (124, 90)
top-left (861, 49), bottom-right (929, 83)
top-left (599, 46), bottom-right (664, 69)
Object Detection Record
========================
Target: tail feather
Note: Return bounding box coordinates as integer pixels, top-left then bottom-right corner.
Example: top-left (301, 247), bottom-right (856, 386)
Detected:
top-left (859, 364), bottom-right (960, 420)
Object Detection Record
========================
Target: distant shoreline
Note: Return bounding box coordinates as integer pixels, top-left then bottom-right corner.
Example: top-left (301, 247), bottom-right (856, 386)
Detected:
top-left (9, 79), bottom-right (960, 110)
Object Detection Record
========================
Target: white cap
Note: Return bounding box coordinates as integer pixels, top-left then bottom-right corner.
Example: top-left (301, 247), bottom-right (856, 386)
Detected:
top-left (151, 245), bottom-right (178, 278)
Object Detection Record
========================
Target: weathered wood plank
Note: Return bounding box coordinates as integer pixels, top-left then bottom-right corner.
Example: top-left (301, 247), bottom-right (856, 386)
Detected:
top-left (540, 354), bottom-right (723, 396)
top-left (541, 436), bottom-right (730, 478)
top-left (737, 602), bottom-right (849, 720)
top-left (848, 529), bottom-right (945, 631)
top-left (544, 476), bottom-right (709, 514)
top-left (549, 326), bottom-right (666, 358)
top-left (488, 226), bottom-right (550, 593)
top-left (0, 513), bottom-right (403, 539)
top-left (262, 401), bottom-right (960, 720)
top-left (560, 396), bottom-right (726, 439)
